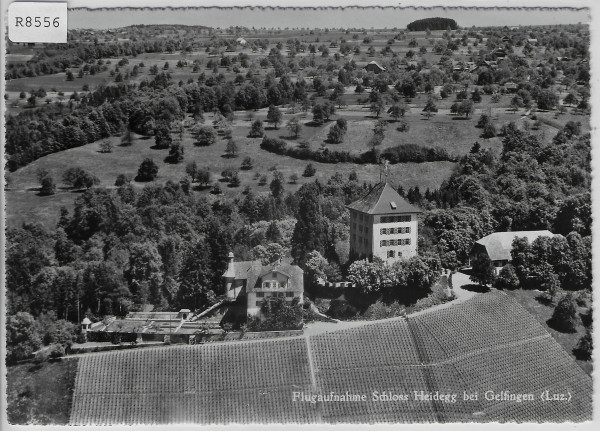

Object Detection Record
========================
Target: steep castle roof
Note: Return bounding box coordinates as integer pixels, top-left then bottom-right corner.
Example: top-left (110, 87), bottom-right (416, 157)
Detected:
top-left (346, 182), bottom-right (421, 215)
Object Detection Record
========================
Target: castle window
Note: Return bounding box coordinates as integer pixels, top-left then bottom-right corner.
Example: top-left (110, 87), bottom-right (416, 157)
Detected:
top-left (406, 227), bottom-right (411, 234)
top-left (388, 250), bottom-right (395, 258)
top-left (381, 228), bottom-right (387, 234)
top-left (381, 240), bottom-right (388, 246)
top-left (286, 292), bottom-right (294, 297)
top-left (256, 292), bottom-right (264, 297)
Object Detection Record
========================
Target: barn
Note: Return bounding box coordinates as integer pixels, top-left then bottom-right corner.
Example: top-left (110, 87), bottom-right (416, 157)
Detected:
top-left (363, 61), bottom-right (386, 74)
top-left (471, 230), bottom-right (561, 272)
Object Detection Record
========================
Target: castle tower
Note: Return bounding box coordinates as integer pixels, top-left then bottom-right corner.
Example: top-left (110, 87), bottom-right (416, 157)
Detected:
top-left (347, 182), bottom-right (421, 263)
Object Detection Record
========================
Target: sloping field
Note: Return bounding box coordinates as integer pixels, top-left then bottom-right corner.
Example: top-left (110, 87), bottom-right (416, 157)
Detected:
top-left (70, 339), bottom-right (318, 424)
top-left (70, 292), bottom-right (592, 424)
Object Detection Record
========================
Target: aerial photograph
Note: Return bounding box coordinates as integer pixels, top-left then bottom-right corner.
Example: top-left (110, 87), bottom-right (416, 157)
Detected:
top-left (3, 3), bottom-right (593, 425)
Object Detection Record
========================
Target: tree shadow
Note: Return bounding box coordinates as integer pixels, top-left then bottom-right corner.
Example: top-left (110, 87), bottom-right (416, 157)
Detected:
top-left (535, 294), bottom-right (553, 306)
top-left (451, 116), bottom-right (471, 120)
top-left (546, 317), bottom-right (577, 334)
top-left (460, 283), bottom-right (490, 293)
top-left (220, 154), bottom-right (237, 159)
top-left (264, 126), bottom-right (280, 131)
top-left (192, 184), bottom-right (211, 191)
top-left (279, 135), bottom-right (299, 140)
top-left (573, 346), bottom-right (591, 361)
top-left (304, 121), bottom-right (324, 127)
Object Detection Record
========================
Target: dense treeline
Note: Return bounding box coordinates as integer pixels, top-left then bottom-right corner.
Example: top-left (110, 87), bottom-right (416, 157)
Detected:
top-left (260, 137), bottom-right (454, 164)
top-left (407, 18), bottom-right (458, 31)
top-left (417, 122), bottom-right (591, 274)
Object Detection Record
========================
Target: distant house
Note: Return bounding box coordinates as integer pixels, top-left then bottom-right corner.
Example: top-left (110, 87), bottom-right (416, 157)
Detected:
top-left (235, 37), bottom-right (247, 46)
top-left (494, 48), bottom-right (507, 59)
top-left (504, 81), bottom-right (518, 93)
top-left (501, 36), bottom-right (511, 43)
top-left (364, 61), bottom-right (386, 74)
top-left (471, 230), bottom-right (561, 273)
top-left (222, 253), bottom-right (304, 318)
top-left (527, 38), bottom-right (538, 44)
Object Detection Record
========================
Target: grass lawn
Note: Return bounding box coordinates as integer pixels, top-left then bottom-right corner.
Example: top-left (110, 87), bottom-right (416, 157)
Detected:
top-left (504, 289), bottom-right (592, 376)
top-left (6, 358), bottom-right (79, 425)
top-left (6, 108), bottom-right (456, 229)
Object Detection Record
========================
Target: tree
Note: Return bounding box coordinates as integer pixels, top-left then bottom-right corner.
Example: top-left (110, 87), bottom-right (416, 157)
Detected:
top-left (537, 89), bottom-right (558, 110)
top-left (40, 176), bottom-right (56, 196)
top-left (494, 264), bottom-right (519, 290)
top-left (6, 312), bottom-right (42, 364)
top-left (510, 95), bottom-right (524, 111)
top-left (153, 123), bottom-right (172, 149)
top-left (574, 328), bottom-right (592, 361)
top-left (458, 100), bottom-right (474, 118)
top-left (270, 170), bottom-right (285, 198)
top-left (369, 92), bottom-right (385, 118)
top-left (422, 98), bottom-right (438, 119)
top-left (241, 156), bottom-right (253, 170)
top-left (482, 123), bottom-right (497, 138)
top-left (266, 105), bottom-right (282, 129)
top-left (549, 293), bottom-right (578, 333)
top-left (249, 119), bottom-right (264, 138)
top-left (136, 158), bottom-right (159, 182)
top-left (63, 167), bottom-right (100, 190)
top-left (347, 258), bottom-right (394, 294)
top-left (185, 161), bottom-right (198, 181)
top-left (286, 116), bottom-right (302, 138)
top-left (192, 125), bottom-right (216, 146)
top-left (326, 124), bottom-right (345, 144)
top-left (121, 128), bottom-right (133, 146)
top-left (165, 143), bottom-right (184, 164)
top-left (388, 103), bottom-right (407, 121)
top-left (225, 139), bottom-right (239, 158)
top-left (289, 173), bottom-right (299, 184)
top-left (115, 173), bottom-right (132, 187)
top-left (99, 140), bottom-right (113, 153)
top-left (303, 163), bottom-right (316, 177)
top-left (470, 253), bottom-right (495, 286)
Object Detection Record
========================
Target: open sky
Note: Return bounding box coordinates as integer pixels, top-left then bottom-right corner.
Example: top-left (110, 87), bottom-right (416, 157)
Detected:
top-left (69, 7), bottom-right (589, 30)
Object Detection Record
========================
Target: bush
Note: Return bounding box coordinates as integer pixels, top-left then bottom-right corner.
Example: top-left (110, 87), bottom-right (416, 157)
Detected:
top-left (303, 163), bottom-right (316, 177)
top-left (549, 293), bottom-right (578, 333)
top-left (494, 264), bottom-right (519, 290)
top-left (574, 328), bottom-right (592, 361)
top-left (135, 158), bottom-right (159, 182)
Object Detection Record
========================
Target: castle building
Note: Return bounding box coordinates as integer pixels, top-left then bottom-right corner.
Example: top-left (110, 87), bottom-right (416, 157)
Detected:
top-left (222, 253), bottom-right (304, 318)
top-left (347, 182), bottom-right (421, 263)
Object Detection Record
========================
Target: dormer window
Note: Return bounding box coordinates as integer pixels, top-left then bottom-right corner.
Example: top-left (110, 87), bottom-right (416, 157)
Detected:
top-left (390, 201), bottom-right (397, 209)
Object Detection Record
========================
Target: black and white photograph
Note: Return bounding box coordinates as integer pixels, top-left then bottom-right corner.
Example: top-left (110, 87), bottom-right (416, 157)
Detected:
top-left (1, 0), bottom-right (596, 426)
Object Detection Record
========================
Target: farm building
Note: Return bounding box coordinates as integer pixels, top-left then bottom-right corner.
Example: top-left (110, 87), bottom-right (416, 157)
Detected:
top-left (471, 230), bottom-right (561, 272)
top-left (347, 182), bottom-right (421, 263)
top-left (363, 60), bottom-right (386, 74)
top-left (222, 253), bottom-right (304, 318)
top-left (235, 37), bottom-right (247, 45)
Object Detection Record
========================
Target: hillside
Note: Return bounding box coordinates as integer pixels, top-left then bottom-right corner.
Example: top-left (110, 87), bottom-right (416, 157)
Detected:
top-left (68, 292), bottom-right (592, 424)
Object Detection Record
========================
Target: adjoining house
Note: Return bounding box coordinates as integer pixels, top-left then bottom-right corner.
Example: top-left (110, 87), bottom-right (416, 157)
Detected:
top-left (471, 230), bottom-right (561, 273)
top-left (222, 253), bottom-right (304, 318)
top-left (364, 60), bottom-right (386, 74)
top-left (347, 182), bottom-right (421, 263)
top-left (504, 81), bottom-right (519, 93)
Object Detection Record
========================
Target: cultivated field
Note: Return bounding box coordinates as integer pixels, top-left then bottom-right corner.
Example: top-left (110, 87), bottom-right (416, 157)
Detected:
top-left (68, 292), bottom-right (592, 424)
